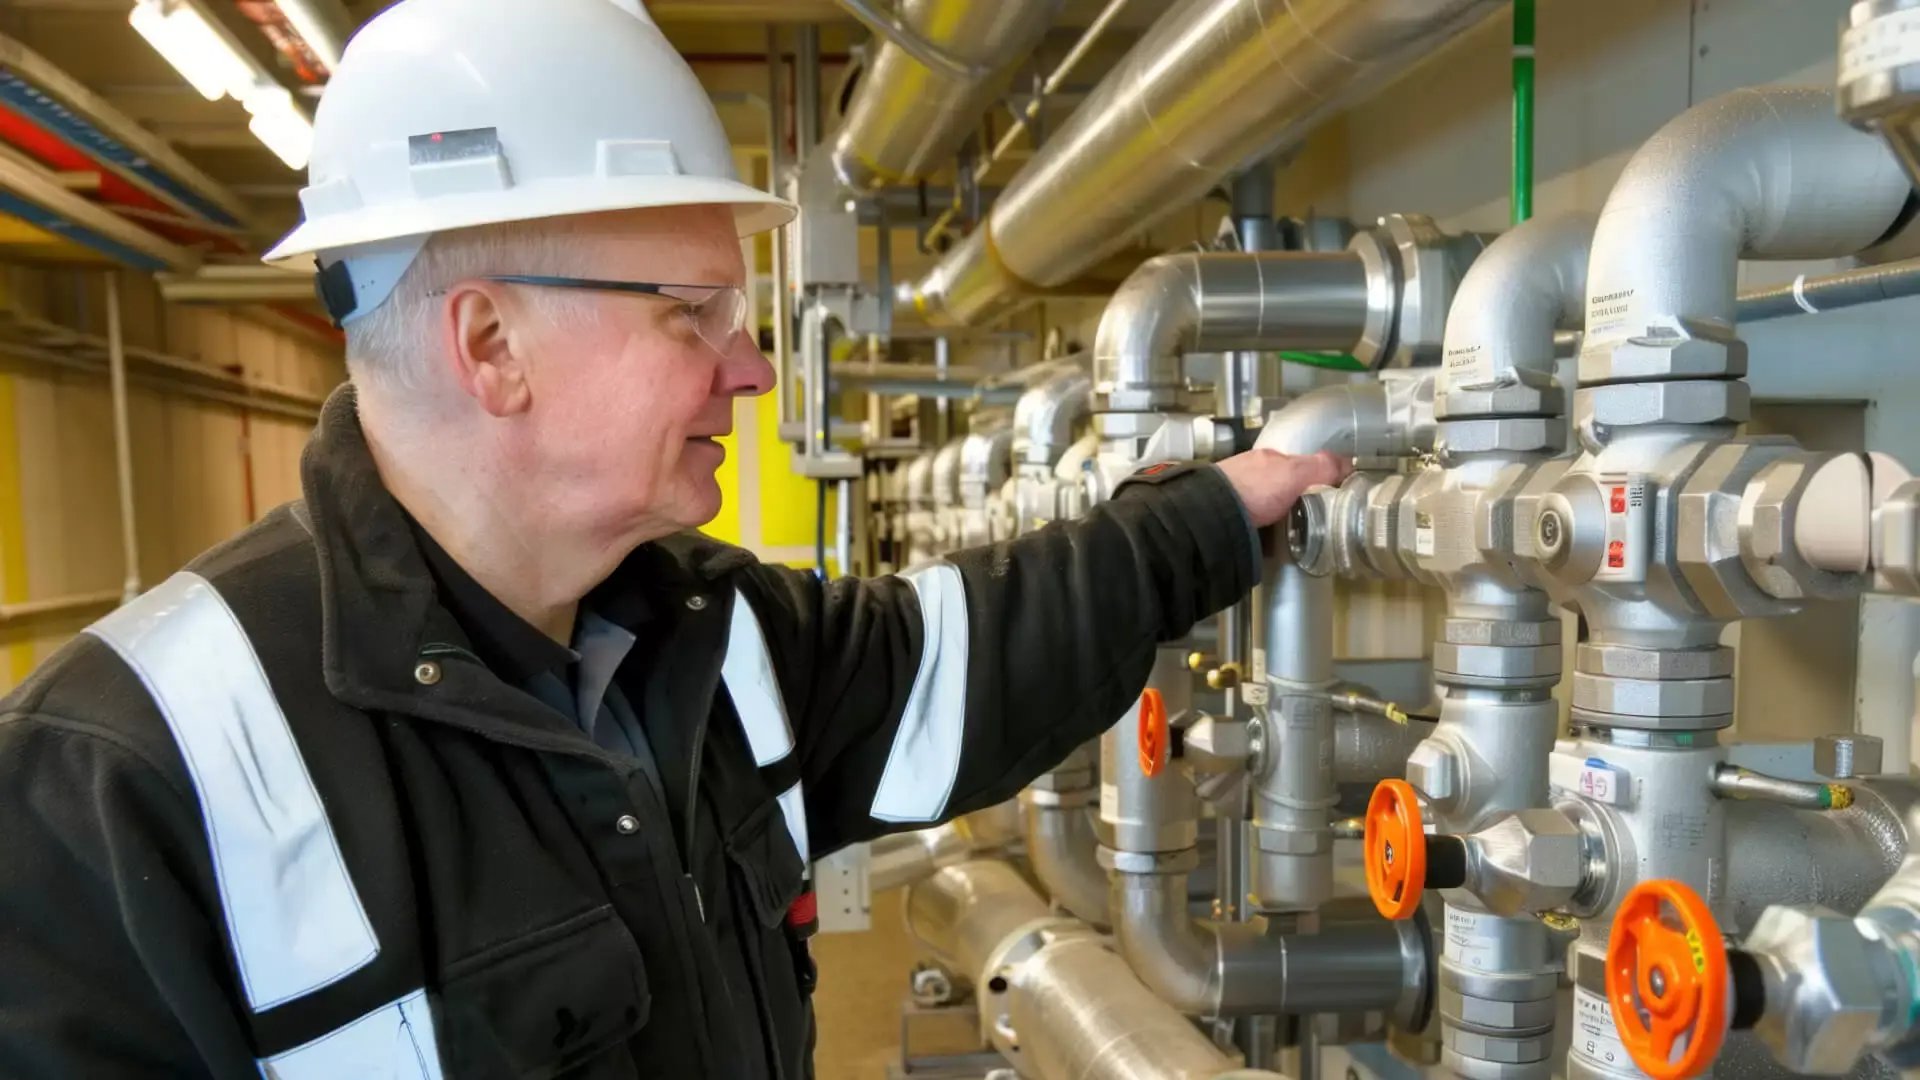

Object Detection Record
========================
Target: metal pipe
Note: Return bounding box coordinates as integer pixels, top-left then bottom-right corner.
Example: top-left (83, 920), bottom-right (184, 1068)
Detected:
top-left (972, 0), bottom-right (1134, 186)
top-left (1333, 708), bottom-right (1434, 786)
top-left (906, 0), bottom-right (1502, 323)
top-left (1584, 86), bottom-right (1912, 356)
top-left (1010, 931), bottom-right (1259, 1080)
top-left (1721, 780), bottom-right (1915, 932)
top-left (1012, 364), bottom-right (1093, 468)
top-left (1438, 210), bottom-right (1594, 395)
top-left (795, 25), bottom-right (822, 155)
top-left (0, 589), bottom-right (121, 623)
top-left (904, 859), bottom-right (1055, 980)
top-left (831, 0), bottom-right (988, 80)
top-left (830, 1), bottom-right (1061, 192)
top-left (1021, 789), bottom-right (1111, 926)
top-left (1093, 251), bottom-right (1372, 412)
top-left (104, 273), bottom-right (140, 602)
top-left (1710, 764), bottom-right (1853, 811)
top-left (870, 802), bottom-right (1023, 892)
top-left (1735, 256), bottom-right (1920, 321)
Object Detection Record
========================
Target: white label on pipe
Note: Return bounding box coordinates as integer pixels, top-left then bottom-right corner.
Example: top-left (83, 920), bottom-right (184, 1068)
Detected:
top-left (1573, 986), bottom-right (1632, 1072)
top-left (1443, 908), bottom-right (1499, 973)
top-left (1586, 286), bottom-right (1638, 344)
top-left (1100, 781), bottom-right (1119, 823)
top-left (1415, 512), bottom-right (1437, 558)
top-left (1842, 8), bottom-right (1920, 85)
top-left (1443, 343), bottom-right (1495, 392)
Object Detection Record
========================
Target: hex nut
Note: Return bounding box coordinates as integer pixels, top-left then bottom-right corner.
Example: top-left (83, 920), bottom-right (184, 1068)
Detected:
top-left (1577, 317), bottom-right (1746, 385)
top-left (1438, 417), bottom-right (1565, 456)
top-left (1676, 439), bottom-right (1803, 620)
top-left (1576, 380), bottom-right (1750, 433)
top-left (1406, 741), bottom-right (1459, 803)
top-left (1814, 734), bottom-right (1885, 780)
top-left (1185, 715), bottom-right (1255, 766)
top-left (1746, 906), bottom-right (1896, 1075)
top-left (1576, 643), bottom-right (1733, 680)
top-left (1738, 454), bottom-right (1864, 602)
top-left (1445, 618), bottom-right (1562, 647)
top-left (1571, 671), bottom-right (1735, 718)
top-left (1466, 809), bottom-right (1586, 917)
top-left (1433, 642), bottom-right (1562, 680)
top-left (1435, 376), bottom-right (1563, 421)
top-left (1439, 985), bottom-right (1560, 1032)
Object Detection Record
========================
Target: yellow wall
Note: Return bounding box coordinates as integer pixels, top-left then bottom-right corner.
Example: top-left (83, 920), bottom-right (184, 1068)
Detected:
top-left (0, 264), bottom-right (344, 693)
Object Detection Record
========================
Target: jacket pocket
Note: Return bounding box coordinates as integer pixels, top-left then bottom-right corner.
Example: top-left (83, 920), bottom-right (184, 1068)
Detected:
top-left (726, 798), bottom-right (806, 929)
top-left (437, 904), bottom-right (649, 1079)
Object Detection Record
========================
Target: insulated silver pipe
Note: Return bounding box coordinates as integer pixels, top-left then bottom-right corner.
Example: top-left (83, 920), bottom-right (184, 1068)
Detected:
top-left (105, 272), bottom-right (141, 602)
top-left (904, 859), bottom-right (1055, 979)
top-left (830, 1), bottom-right (1063, 192)
top-left (1093, 251), bottom-right (1372, 412)
top-left (1010, 931), bottom-right (1271, 1080)
top-left (1438, 210), bottom-right (1595, 393)
top-left (1012, 364), bottom-right (1094, 468)
top-left (906, 0), bottom-right (1502, 323)
top-left (1735, 256), bottom-right (1920, 321)
top-left (1722, 780), bottom-right (1916, 932)
top-left (1583, 86), bottom-right (1913, 356)
top-left (870, 802), bottom-right (1023, 892)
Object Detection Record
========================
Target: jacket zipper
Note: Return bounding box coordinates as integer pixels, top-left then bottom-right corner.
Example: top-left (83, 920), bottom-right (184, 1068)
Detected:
top-left (683, 702), bottom-right (709, 922)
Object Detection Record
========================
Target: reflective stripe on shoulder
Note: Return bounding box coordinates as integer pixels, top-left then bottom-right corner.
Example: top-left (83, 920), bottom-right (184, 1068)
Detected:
top-left (721, 589), bottom-right (809, 862)
top-left (868, 562), bottom-right (968, 823)
top-left (259, 989), bottom-right (442, 1080)
top-left (85, 571), bottom-right (380, 1014)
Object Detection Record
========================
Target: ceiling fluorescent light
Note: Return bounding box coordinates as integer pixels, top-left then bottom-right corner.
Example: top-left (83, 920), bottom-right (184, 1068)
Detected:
top-left (243, 86), bottom-right (314, 170)
top-left (271, 0), bottom-right (344, 70)
top-left (128, 0), bottom-right (257, 103)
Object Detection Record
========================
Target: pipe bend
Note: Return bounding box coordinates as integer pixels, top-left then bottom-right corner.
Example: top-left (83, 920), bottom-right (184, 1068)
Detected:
top-left (1586, 85), bottom-right (1913, 343)
top-left (1251, 380), bottom-right (1408, 459)
top-left (1021, 790), bottom-right (1112, 927)
top-left (1112, 868), bottom-right (1228, 1016)
top-left (1093, 252), bottom-right (1205, 409)
top-left (1439, 210), bottom-right (1596, 393)
top-left (1012, 365), bottom-right (1094, 469)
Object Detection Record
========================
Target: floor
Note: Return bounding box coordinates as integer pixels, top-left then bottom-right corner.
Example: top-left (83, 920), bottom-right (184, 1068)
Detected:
top-left (811, 887), bottom-right (917, 1079)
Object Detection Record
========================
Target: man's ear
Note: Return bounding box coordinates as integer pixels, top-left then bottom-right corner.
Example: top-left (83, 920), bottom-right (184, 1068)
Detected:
top-left (439, 281), bottom-right (533, 417)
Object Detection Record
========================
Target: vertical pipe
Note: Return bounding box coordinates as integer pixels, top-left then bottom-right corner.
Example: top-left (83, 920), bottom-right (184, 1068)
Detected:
top-left (1511, 0), bottom-right (1535, 225)
top-left (795, 25), bottom-right (822, 157)
top-left (934, 335), bottom-right (952, 443)
top-left (836, 477), bottom-right (853, 575)
top-left (767, 27), bottom-right (795, 435)
top-left (105, 273), bottom-right (140, 603)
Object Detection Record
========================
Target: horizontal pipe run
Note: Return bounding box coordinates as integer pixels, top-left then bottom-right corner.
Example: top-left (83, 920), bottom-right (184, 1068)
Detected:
top-left (869, 802), bottom-right (1022, 892)
top-left (0, 589), bottom-right (121, 623)
top-left (1722, 780), bottom-right (1915, 932)
top-left (1736, 256), bottom-right (1920, 322)
top-left (904, 858), bottom-right (1055, 980)
top-left (1711, 764), bottom-right (1852, 811)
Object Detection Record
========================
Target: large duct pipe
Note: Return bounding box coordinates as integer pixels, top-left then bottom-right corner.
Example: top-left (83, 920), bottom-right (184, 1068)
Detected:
top-left (907, 0), bottom-right (1503, 323)
top-left (1583, 86), bottom-right (1913, 358)
top-left (1093, 251), bottom-right (1373, 412)
top-left (904, 858), bottom-right (1055, 979)
top-left (830, 1), bottom-right (1063, 193)
top-left (1438, 210), bottom-right (1596, 395)
top-left (1011, 931), bottom-right (1282, 1080)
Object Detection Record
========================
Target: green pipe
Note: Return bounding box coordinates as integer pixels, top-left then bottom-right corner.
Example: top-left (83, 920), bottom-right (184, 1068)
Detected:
top-left (1277, 351), bottom-right (1368, 373)
top-left (1511, 0), bottom-right (1535, 224)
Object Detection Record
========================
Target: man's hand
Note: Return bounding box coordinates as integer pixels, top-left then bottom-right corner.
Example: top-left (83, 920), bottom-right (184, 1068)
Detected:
top-left (1216, 450), bottom-right (1354, 528)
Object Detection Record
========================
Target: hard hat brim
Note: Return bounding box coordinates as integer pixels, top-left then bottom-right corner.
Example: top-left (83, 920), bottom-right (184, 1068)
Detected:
top-left (261, 174), bottom-right (797, 268)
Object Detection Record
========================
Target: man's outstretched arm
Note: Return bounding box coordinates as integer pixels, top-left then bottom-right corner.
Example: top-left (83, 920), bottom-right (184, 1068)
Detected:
top-left (737, 450), bottom-right (1350, 857)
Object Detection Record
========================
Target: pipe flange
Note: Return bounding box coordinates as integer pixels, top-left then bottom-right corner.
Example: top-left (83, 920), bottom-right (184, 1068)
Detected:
top-left (1576, 316), bottom-right (1746, 386)
top-left (1096, 845), bottom-right (1199, 876)
top-left (1571, 670), bottom-right (1734, 717)
top-left (1574, 380), bottom-right (1750, 437)
top-left (1436, 418), bottom-right (1565, 457)
top-left (1575, 643), bottom-right (1733, 680)
top-left (1432, 641), bottom-right (1562, 681)
top-left (1570, 705), bottom-right (1734, 733)
top-left (1022, 785), bottom-right (1097, 809)
top-left (1443, 618), bottom-right (1562, 647)
top-left (1288, 488), bottom-right (1338, 577)
top-left (1440, 1028), bottom-right (1558, 1068)
top-left (1435, 377), bottom-right (1564, 421)
top-left (1349, 228), bottom-right (1400, 370)
top-left (1380, 212), bottom-right (1484, 369)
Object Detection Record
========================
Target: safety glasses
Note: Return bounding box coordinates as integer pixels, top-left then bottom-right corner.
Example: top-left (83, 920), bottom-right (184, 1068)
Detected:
top-left (477, 274), bottom-right (748, 356)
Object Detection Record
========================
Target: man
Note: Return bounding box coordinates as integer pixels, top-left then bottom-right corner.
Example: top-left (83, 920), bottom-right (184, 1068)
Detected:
top-left (0, 1), bottom-right (1348, 1077)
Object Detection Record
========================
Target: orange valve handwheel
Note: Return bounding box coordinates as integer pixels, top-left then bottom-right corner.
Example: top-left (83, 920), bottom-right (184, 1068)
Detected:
top-left (1606, 879), bottom-right (1731, 1080)
top-left (1364, 779), bottom-right (1427, 920)
top-left (1137, 688), bottom-right (1169, 778)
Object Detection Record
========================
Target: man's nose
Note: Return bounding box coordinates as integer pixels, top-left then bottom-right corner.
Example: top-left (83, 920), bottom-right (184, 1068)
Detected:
top-left (717, 333), bottom-right (777, 397)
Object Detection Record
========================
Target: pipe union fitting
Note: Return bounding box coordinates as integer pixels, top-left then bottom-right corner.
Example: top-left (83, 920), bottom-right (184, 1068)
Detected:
top-left (1678, 440), bottom-right (1813, 619)
top-left (1576, 317), bottom-right (1746, 386)
top-left (1435, 380), bottom-right (1563, 421)
top-left (1441, 1024), bottom-right (1557, 1065)
top-left (1445, 617), bottom-right (1562, 647)
top-left (1747, 905), bottom-right (1903, 1075)
top-left (1576, 643), bottom-right (1733, 679)
top-left (1576, 380), bottom-right (1751, 435)
top-left (1433, 641), bottom-right (1562, 681)
top-left (1439, 986), bottom-right (1560, 1033)
top-left (1571, 671), bottom-right (1735, 717)
top-left (1252, 823), bottom-right (1332, 856)
top-left (1739, 454), bottom-right (1868, 601)
top-left (1437, 418), bottom-right (1565, 456)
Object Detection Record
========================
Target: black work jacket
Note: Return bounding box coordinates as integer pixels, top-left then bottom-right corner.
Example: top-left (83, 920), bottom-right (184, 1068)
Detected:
top-left (0, 385), bottom-right (1261, 1079)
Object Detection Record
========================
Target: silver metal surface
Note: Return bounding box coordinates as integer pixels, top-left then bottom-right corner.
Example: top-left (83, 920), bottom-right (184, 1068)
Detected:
top-left (1746, 905), bottom-right (1910, 1074)
top-left (906, 0), bottom-right (1503, 322)
top-left (1100, 648), bottom-right (1200, 854)
top-left (1463, 808), bottom-right (1587, 917)
top-left (1332, 709), bottom-right (1433, 785)
top-left (1092, 250), bottom-right (1372, 411)
top-left (1438, 211), bottom-right (1596, 406)
top-left (1710, 764), bottom-right (1850, 811)
top-left (1817, 735), bottom-right (1888, 780)
top-left (1011, 363), bottom-right (1093, 468)
top-left (1840, 0), bottom-right (1920, 185)
top-left (869, 802), bottom-right (1023, 892)
top-left (829, 2), bottom-right (1060, 191)
top-left (904, 858), bottom-right (1057, 982)
top-left (1022, 788), bottom-right (1111, 927)
top-left (1722, 785), bottom-right (1912, 931)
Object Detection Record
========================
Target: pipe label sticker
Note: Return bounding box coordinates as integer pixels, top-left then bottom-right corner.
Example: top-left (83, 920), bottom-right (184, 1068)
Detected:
top-left (1574, 986), bottom-right (1631, 1071)
top-left (1586, 287), bottom-right (1637, 344)
top-left (1842, 9), bottom-right (1920, 86)
top-left (1443, 343), bottom-right (1494, 392)
top-left (1415, 512), bottom-right (1437, 558)
top-left (1244, 649), bottom-right (1269, 706)
top-left (1443, 908), bottom-right (1499, 972)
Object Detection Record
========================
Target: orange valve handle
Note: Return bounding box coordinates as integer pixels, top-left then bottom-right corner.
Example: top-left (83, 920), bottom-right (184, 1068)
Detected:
top-left (1364, 779), bottom-right (1427, 920)
top-left (1606, 879), bottom-right (1731, 1080)
top-left (1137, 688), bottom-right (1169, 778)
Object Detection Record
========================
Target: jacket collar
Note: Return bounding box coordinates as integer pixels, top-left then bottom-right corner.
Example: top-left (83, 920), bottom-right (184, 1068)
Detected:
top-left (300, 383), bottom-right (755, 743)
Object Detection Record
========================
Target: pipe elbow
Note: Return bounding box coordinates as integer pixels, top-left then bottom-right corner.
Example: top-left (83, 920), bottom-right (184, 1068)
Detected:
top-left (1093, 253), bottom-right (1203, 413)
top-left (1020, 791), bottom-right (1111, 927)
top-left (1440, 210), bottom-right (1596, 394)
top-left (1112, 870), bottom-right (1226, 1016)
top-left (1013, 367), bottom-right (1095, 468)
top-left (1253, 381), bottom-right (1405, 458)
top-left (1587, 86), bottom-right (1912, 341)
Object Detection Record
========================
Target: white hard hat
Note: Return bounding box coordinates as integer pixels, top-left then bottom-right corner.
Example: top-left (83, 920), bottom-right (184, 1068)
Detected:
top-left (264, 0), bottom-right (795, 324)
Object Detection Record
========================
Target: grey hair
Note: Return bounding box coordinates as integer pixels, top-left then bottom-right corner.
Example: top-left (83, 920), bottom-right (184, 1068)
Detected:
top-left (344, 217), bottom-right (603, 393)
